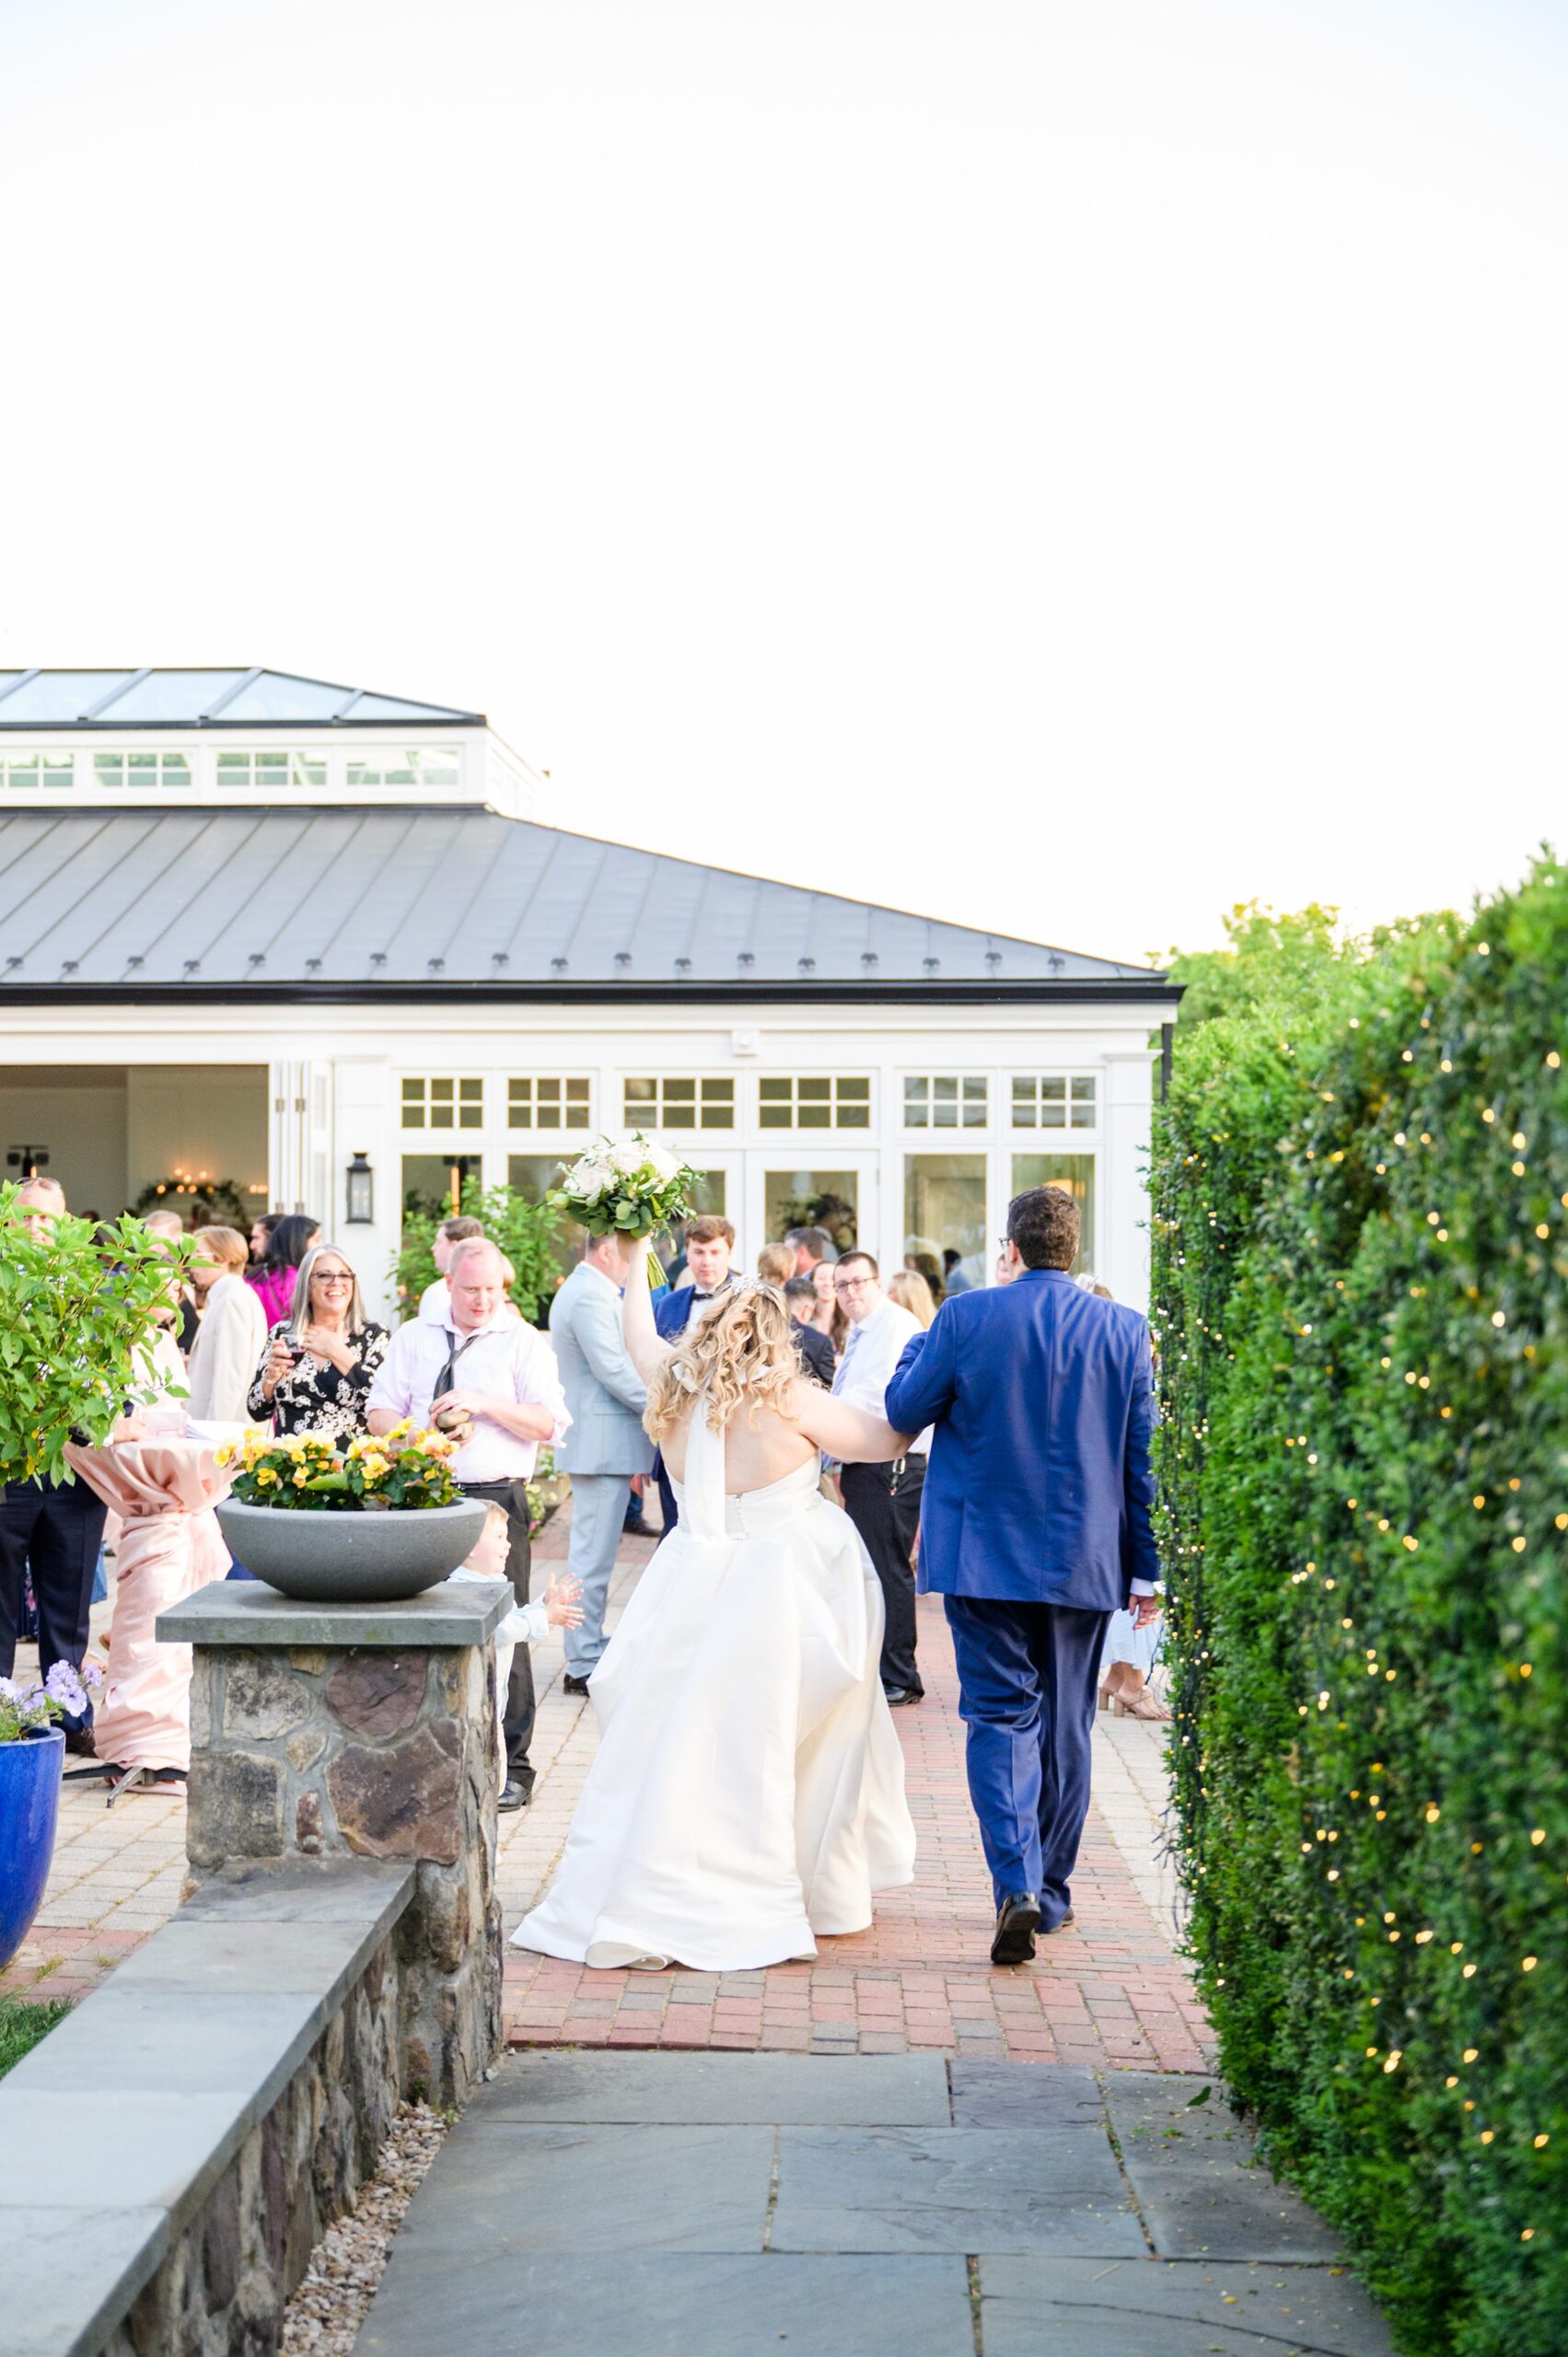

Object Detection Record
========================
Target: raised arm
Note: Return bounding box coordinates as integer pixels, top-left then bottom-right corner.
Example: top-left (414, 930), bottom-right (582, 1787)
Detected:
top-left (791, 1384), bottom-right (913, 1466)
top-left (620, 1236), bottom-right (671, 1386)
top-left (576, 1268), bottom-right (648, 1412)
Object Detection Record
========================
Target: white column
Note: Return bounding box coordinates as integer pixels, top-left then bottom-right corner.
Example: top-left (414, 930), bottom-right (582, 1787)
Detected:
top-left (331, 1058), bottom-right (400, 1321)
top-left (1101, 1046), bottom-right (1156, 1314)
top-left (268, 1059), bottom-right (310, 1214)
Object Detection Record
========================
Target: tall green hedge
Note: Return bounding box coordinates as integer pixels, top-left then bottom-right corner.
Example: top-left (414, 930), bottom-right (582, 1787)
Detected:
top-left (1152, 865), bottom-right (1568, 2357)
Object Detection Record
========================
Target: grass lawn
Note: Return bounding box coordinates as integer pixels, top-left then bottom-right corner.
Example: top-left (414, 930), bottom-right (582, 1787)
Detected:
top-left (0, 1993), bottom-right (71, 2078)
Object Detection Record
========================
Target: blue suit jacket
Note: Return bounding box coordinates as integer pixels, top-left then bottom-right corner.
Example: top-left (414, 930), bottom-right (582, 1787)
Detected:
top-left (654, 1286), bottom-right (696, 1341)
top-left (884, 1268), bottom-right (1160, 1611)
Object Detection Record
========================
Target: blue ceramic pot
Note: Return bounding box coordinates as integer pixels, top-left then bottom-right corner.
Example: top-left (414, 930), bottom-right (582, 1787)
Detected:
top-left (0, 1724), bottom-right (64, 1972)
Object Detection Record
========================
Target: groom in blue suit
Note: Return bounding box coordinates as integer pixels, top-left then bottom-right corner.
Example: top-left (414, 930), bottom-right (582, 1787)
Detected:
top-left (885, 1184), bottom-right (1161, 1965)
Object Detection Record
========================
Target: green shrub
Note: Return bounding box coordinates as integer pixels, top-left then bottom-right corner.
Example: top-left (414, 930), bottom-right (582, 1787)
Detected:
top-left (1153, 867), bottom-right (1568, 2357)
top-left (391, 1176), bottom-right (565, 1326)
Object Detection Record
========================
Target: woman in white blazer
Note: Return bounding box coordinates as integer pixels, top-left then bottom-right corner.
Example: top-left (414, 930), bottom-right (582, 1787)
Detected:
top-left (185, 1225), bottom-right (268, 1423)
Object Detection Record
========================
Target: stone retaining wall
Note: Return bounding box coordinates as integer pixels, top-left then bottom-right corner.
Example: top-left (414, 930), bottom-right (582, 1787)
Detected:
top-left (104, 1919), bottom-right (404, 2356)
top-left (185, 1635), bottom-right (501, 2107)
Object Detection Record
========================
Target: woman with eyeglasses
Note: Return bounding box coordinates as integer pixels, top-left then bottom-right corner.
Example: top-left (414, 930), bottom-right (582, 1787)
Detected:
top-left (246, 1243), bottom-right (389, 1441)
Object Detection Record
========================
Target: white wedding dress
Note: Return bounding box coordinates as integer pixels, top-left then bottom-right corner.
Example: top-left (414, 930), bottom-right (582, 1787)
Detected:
top-left (514, 1397), bottom-right (917, 1972)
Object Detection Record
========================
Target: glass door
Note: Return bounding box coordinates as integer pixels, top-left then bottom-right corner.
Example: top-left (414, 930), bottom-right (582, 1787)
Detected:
top-left (748, 1152), bottom-right (880, 1263)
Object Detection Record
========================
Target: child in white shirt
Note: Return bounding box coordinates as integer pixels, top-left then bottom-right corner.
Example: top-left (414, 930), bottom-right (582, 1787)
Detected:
top-left (450, 1504), bottom-right (582, 1808)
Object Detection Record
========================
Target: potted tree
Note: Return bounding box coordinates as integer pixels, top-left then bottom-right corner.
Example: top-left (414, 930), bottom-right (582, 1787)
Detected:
top-left (214, 1427), bottom-right (485, 1601)
top-left (0, 1190), bottom-right (192, 1948)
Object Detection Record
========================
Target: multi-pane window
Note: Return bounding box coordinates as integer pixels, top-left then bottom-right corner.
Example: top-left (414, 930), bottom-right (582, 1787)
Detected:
top-left (508, 1076), bottom-right (591, 1130)
top-left (215, 749), bottom-right (328, 790)
top-left (758, 1076), bottom-right (871, 1131)
top-left (1012, 1074), bottom-right (1098, 1130)
top-left (904, 1074), bottom-right (988, 1130)
top-left (347, 748), bottom-right (461, 790)
top-left (4, 753), bottom-right (74, 790)
top-left (401, 1076), bottom-right (483, 1131)
top-left (623, 1076), bottom-right (735, 1131)
top-left (91, 751), bottom-right (192, 789)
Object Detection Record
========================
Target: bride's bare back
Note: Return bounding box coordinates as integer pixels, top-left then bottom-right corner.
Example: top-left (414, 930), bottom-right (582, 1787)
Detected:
top-left (659, 1399), bottom-right (817, 1495)
top-left (618, 1248), bottom-right (912, 1487)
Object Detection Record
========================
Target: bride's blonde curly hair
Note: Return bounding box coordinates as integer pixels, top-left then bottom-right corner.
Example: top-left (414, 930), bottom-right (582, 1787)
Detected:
top-left (644, 1283), bottom-right (801, 1443)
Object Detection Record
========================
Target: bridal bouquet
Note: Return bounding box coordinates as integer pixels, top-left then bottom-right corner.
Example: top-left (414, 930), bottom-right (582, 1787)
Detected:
top-left (550, 1132), bottom-right (701, 1261)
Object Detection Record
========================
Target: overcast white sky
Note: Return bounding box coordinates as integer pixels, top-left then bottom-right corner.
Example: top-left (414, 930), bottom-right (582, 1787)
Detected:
top-left (4, 0), bottom-right (1564, 964)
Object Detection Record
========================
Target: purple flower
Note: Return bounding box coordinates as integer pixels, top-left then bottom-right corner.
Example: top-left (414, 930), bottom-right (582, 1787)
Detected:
top-left (43, 1660), bottom-right (88, 1713)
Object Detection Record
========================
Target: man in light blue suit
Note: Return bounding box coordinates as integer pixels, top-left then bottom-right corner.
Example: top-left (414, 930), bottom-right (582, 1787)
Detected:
top-left (885, 1184), bottom-right (1161, 1966)
top-left (549, 1235), bottom-right (656, 1695)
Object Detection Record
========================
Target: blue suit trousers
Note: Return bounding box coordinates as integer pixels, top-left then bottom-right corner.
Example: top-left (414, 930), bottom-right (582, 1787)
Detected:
top-left (565, 1473), bottom-right (631, 1679)
top-left (944, 1595), bottom-right (1111, 1922)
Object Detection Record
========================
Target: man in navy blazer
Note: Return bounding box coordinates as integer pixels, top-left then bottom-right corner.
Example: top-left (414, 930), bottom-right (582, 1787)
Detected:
top-left (651, 1215), bottom-right (739, 1531)
top-left (885, 1184), bottom-right (1161, 1966)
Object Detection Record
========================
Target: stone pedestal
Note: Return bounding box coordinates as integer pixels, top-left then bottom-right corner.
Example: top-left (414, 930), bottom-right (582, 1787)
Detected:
top-left (157, 1579), bottom-right (509, 2107)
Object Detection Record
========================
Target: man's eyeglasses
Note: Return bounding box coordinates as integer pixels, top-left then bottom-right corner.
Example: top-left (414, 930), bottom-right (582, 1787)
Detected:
top-left (834, 1276), bottom-right (873, 1296)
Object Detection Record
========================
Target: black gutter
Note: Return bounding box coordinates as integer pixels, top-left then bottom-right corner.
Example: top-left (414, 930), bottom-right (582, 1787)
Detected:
top-left (0, 979), bottom-right (1184, 1011)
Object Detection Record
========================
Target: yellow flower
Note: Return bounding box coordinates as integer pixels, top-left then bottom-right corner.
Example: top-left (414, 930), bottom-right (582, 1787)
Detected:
top-left (214, 1444), bottom-right (234, 1468)
top-left (292, 1469), bottom-right (308, 1487)
top-left (254, 1467), bottom-right (278, 1490)
top-left (345, 1436), bottom-right (367, 1459)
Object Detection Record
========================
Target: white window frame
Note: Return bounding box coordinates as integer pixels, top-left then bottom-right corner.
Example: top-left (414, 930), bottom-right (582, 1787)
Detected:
top-left (346, 744), bottom-right (463, 791)
top-left (899, 1071), bottom-right (992, 1132)
top-left (505, 1074), bottom-right (595, 1132)
top-left (756, 1073), bottom-right (874, 1133)
top-left (215, 747), bottom-right (329, 791)
top-left (400, 1074), bottom-right (486, 1133)
top-left (1008, 1072), bottom-right (1102, 1134)
top-left (3, 750), bottom-right (76, 790)
top-left (621, 1074), bottom-right (738, 1132)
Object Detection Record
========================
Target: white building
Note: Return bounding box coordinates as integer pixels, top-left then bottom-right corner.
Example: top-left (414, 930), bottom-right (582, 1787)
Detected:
top-left (0, 668), bottom-right (1179, 1318)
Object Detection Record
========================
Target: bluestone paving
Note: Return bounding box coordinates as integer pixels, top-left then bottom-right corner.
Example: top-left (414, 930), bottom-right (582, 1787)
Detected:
top-left (1, 2206), bottom-right (170, 2357)
top-left (770, 2124), bottom-right (1146, 2257)
top-left (357, 2251), bottom-right (977, 2355)
top-left (468, 2049), bottom-right (951, 2126)
top-left (157, 1574), bottom-right (508, 1650)
top-left (978, 2257), bottom-right (1396, 2356)
top-left (948, 2057), bottom-right (1104, 2128)
top-left (0, 2088), bottom-right (259, 2215)
top-left (7, 1982), bottom-right (332, 2103)
top-left (107, 1902), bottom-right (411, 2003)
top-left (179, 1857), bottom-right (416, 1922)
top-left (389, 2123), bottom-right (776, 2253)
top-left (1102, 2073), bottom-right (1344, 2262)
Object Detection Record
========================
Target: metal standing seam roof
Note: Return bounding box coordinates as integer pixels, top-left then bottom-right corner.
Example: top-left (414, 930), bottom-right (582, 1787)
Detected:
top-left (0, 668), bottom-right (483, 728)
top-left (0, 807), bottom-right (1171, 996)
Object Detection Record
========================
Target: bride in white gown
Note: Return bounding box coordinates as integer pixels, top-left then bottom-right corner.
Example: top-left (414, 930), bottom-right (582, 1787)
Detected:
top-left (515, 1237), bottom-right (918, 1973)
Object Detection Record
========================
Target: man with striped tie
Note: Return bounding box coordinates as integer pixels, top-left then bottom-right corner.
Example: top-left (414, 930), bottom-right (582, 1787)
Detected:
top-left (830, 1251), bottom-right (930, 1706)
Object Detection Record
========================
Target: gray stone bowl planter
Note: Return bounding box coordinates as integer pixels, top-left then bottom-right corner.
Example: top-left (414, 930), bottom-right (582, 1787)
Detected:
top-left (215, 1499), bottom-right (488, 1603)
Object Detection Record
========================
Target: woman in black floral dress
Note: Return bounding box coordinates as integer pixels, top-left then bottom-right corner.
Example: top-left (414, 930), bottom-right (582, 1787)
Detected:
top-left (247, 1243), bottom-right (389, 1441)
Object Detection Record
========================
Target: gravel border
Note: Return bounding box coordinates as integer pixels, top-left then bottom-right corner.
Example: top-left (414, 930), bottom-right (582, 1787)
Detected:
top-left (280, 2100), bottom-right (447, 2354)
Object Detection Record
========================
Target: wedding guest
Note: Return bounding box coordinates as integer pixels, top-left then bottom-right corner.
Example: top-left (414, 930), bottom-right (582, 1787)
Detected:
top-left (450, 1504), bottom-right (584, 1808)
top-left (248, 1243), bottom-right (388, 1441)
top-left (756, 1243), bottom-right (796, 1287)
top-left (811, 1256), bottom-right (848, 1353)
top-left (831, 1252), bottom-right (932, 1706)
top-left (0, 1177), bottom-right (108, 1753)
top-left (368, 1238), bottom-right (569, 1804)
top-left (250, 1212), bottom-right (319, 1329)
top-left (904, 1247), bottom-right (946, 1307)
top-left (889, 1268), bottom-right (938, 1328)
top-left (144, 1208), bottom-right (199, 1352)
top-left (185, 1226), bottom-right (267, 1422)
top-left (645, 1217), bottom-right (740, 1534)
top-left (248, 1211), bottom-right (278, 1268)
top-left (786, 1225), bottom-right (835, 1276)
top-left (549, 1233), bottom-right (656, 1688)
top-left (784, 1273), bottom-right (837, 1386)
top-left (418, 1213), bottom-right (486, 1318)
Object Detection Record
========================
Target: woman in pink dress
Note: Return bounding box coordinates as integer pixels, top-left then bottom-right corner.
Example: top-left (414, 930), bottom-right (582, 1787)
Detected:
top-left (247, 1211), bottom-right (319, 1329)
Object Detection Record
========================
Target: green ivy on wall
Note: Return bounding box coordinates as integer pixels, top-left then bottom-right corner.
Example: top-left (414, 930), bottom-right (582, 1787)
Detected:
top-left (1151, 868), bottom-right (1568, 2357)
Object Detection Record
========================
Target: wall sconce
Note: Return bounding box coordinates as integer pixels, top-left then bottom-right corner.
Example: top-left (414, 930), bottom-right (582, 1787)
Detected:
top-left (345, 1151), bottom-right (374, 1225)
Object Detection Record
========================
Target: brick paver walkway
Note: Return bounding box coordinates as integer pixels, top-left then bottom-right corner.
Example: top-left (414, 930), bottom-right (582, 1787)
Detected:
top-left (499, 1506), bottom-right (1211, 2070)
top-left (4, 1502), bottom-right (1210, 2082)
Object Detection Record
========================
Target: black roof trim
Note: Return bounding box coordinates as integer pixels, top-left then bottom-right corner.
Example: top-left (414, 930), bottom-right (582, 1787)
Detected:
top-left (0, 978), bottom-right (1182, 1010)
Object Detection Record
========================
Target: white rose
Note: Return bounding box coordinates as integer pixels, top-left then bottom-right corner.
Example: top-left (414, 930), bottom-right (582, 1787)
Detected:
top-left (610, 1140), bottom-right (645, 1177)
top-left (648, 1145), bottom-right (679, 1184)
top-left (573, 1160), bottom-right (614, 1202)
